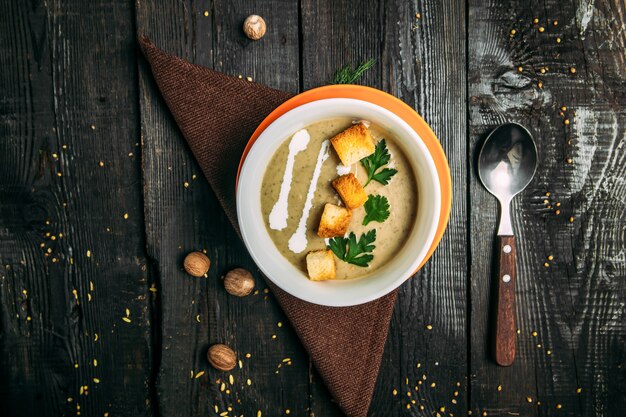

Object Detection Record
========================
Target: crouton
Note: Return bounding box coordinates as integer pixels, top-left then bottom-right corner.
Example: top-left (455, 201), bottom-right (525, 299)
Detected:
top-left (330, 123), bottom-right (376, 166)
top-left (332, 173), bottom-right (368, 209)
top-left (317, 203), bottom-right (352, 238)
top-left (306, 250), bottom-right (336, 281)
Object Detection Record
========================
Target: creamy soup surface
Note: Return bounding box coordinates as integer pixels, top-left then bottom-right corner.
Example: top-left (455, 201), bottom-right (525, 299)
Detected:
top-left (260, 117), bottom-right (418, 280)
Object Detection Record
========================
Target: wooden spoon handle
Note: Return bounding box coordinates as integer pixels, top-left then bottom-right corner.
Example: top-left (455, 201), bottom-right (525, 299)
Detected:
top-left (494, 235), bottom-right (516, 366)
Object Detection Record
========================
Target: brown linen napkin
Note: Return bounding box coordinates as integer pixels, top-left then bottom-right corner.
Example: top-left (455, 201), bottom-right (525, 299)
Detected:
top-left (138, 36), bottom-right (397, 417)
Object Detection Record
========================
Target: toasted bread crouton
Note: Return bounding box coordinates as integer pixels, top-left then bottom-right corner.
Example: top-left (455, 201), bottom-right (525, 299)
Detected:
top-left (306, 250), bottom-right (336, 281)
top-left (330, 123), bottom-right (375, 166)
top-left (317, 203), bottom-right (352, 238)
top-left (332, 173), bottom-right (368, 209)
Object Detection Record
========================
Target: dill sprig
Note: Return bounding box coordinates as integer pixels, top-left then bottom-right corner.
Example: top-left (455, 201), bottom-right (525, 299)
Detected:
top-left (330, 58), bottom-right (376, 84)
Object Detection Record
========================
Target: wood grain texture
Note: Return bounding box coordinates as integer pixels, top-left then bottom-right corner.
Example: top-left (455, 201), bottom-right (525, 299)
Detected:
top-left (468, 0), bottom-right (626, 415)
top-left (135, 1), bottom-right (310, 416)
top-left (494, 235), bottom-right (516, 367)
top-left (0, 1), bottom-right (152, 416)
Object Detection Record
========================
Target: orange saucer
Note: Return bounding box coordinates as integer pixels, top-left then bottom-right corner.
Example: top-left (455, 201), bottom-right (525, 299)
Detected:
top-left (238, 85), bottom-right (451, 273)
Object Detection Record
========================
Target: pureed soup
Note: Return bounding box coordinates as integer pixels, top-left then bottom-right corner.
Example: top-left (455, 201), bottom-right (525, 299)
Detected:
top-left (260, 117), bottom-right (417, 280)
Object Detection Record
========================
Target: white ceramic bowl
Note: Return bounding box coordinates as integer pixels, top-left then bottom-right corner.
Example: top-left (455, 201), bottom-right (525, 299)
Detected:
top-left (237, 98), bottom-right (441, 306)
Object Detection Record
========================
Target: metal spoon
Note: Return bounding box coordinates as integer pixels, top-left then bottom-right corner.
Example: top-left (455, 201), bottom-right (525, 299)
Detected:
top-left (478, 123), bottom-right (538, 367)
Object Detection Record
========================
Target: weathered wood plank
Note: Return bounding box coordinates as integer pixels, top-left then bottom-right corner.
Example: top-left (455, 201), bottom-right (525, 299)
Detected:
top-left (468, 0), bottom-right (626, 416)
top-left (135, 1), bottom-right (309, 416)
top-left (0, 1), bottom-right (153, 416)
top-left (300, 0), bottom-right (469, 415)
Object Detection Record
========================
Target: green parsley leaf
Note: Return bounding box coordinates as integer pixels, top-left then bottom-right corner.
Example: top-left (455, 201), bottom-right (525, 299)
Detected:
top-left (360, 139), bottom-right (398, 186)
top-left (327, 230), bottom-right (376, 267)
top-left (363, 194), bottom-right (390, 225)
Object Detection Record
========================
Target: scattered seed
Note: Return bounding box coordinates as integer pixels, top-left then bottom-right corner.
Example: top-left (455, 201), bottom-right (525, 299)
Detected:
top-left (245, 353), bottom-right (251, 358)
top-left (569, 216), bottom-right (574, 223)
top-left (532, 331), bottom-right (538, 337)
top-left (548, 255), bottom-right (554, 260)
top-left (553, 20), bottom-right (558, 26)
top-left (184, 182), bottom-right (189, 188)
top-left (195, 371), bottom-right (205, 379)
top-left (393, 389), bottom-right (398, 396)
top-left (576, 387), bottom-right (582, 393)
top-left (415, 12), bottom-right (421, 19)
top-left (86, 250), bottom-right (91, 258)
top-left (544, 262), bottom-right (549, 267)
top-left (278, 322), bottom-right (283, 327)
top-left (533, 18), bottom-right (539, 24)
top-left (547, 350), bottom-right (552, 355)
top-left (556, 210), bottom-right (561, 215)
top-left (426, 324), bottom-right (433, 330)
top-left (123, 213), bottom-right (129, 219)
top-left (569, 67), bottom-right (576, 74)
top-left (246, 76), bottom-right (253, 82)
top-left (93, 378), bottom-right (100, 384)
top-left (94, 333), bottom-right (99, 342)
top-left (497, 385), bottom-right (502, 392)
top-left (538, 81), bottom-right (543, 88)
top-left (93, 359), bottom-right (98, 366)
top-left (564, 119), bottom-right (570, 125)
top-left (229, 374), bottom-right (234, 384)
top-left (567, 158), bottom-right (573, 164)
top-left (527, 397), bottom-right (533, 403)
top-left (247, 378), bottom-right (252, 385)
top-left (203, 10), bottom-right (209, 16)
top-left (517, 66), bottom-right (523, 72)
top-left (556, 404), bottom-right (562, 409)
top-left (538, 26), bottom-right (545, 32)
top-left (510, 29), bottom-right (516, 36)
top-left (122, 317), bottom-right (131, 323)
top-left (99, 161), bottom-right (104, 167)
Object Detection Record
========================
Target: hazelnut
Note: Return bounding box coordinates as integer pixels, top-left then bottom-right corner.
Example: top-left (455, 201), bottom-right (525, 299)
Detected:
top-left (207, 344), bottom-right (236, 371)
top-left (183, 251), bottom-right (210, 277)
top-left (243, 15), bottom-right (266, 40)
top-left (224, 268), bottom-right (255, 297)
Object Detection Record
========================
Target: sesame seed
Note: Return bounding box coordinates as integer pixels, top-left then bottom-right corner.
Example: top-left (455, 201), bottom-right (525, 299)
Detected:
top-left (570, 67), bottom-right (576, 74)
top-left (184, 182), bottom-right (189, 188)
top-left (93, 378), bottom-right (100, 384)
top-left (510, 29), bottom-right (516, 35)
top-left (123, 213), bottom-right (129, 219)
top-left (392, 389), bottom-right (397, 396)
top-left (564, 119), bottom-right (570, 125)
top-left (576, 387), bottom-right (582, 393)
top-left (426, 324), bottom-right (433, 330)
top-left (285, 409), bottom-right (290, 414)
top-left (415, 12), bottom-right (421, 19)
top-left (561, 106), bottom-right (567, 111)
top-left (517, 66), bottom-right (523, 72)
top-left (527, 397), bottom-right (533, 403)
top-left (556, 37), bottom-right (561, 43)
top-left (532, 331), bottom-right (538, 337)
top-left (86, 250), bottom-right (91, 258)
top-left (247, 379), bottom-right (252, 385)
top-left (278, 322), bottom-right (283, 327)
top-left (203, 10), bottom-right (209, 16)
top-left (569, 216), bottom-right (574, 223)
top-left (93, 359), bottom-right (98, 366)
top-left (246, 76), bottom-right (253, 82)
top-left (122, 317), bottom-right (131, 323)
top-left (547, 350), bottom-right (552, 355)
top-left (440, 407), bottom-right (446, 412)
top-left (98, 161), bottom-right (104, 167)
top-left (538, 26), bottom-right (545, 32)
top-left (538, 81), bottom-right (543, 88)
top-left (245, 353), bottom-right (251, 358)
top-left (556, 404), bottom-right (562, 409)
top-left (567, 158), bottom-right (573, 164)
top-left (125, 308), bottom-right (130, 317)
top-left (544, 262), bottom-right (549, 267)
top-left (194, 371), bottom-right (205, 379)
top-left (497, 385), bottom-right (502, 391)
top-left (533, 18), bottom-right (539, 24)
top-left (556, 210), bottom-right (561, 215)
top-left (229, 374), bottom-right (234, 384)
top-left (553, 20), bottom-right (558, 26)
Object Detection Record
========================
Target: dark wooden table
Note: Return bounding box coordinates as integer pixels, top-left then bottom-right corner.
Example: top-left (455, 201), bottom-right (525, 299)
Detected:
top-left (1, 1), bottom-right (625, 416)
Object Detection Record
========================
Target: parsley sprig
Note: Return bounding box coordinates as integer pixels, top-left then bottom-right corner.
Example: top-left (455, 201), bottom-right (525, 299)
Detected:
top-left (327, 230), bottom-right (376, 267)
top-left (360, 139), bottom-right (398, 186)
top-left (363, 195), bottom-right (390, 225)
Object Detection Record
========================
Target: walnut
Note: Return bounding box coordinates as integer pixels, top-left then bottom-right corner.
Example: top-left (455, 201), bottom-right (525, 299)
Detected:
top-left (243, 15), bottom-right (266, 40)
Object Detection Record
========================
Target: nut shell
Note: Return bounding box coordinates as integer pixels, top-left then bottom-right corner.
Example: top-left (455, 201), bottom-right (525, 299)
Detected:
top-left (207, 344), bottom-right (236, 371)
top-left (243, 15), bottom-right (266, 40)
top-left (224, 268), bottom-right (255, 297)
top-left (183, 251), bottom-right (210, 277)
